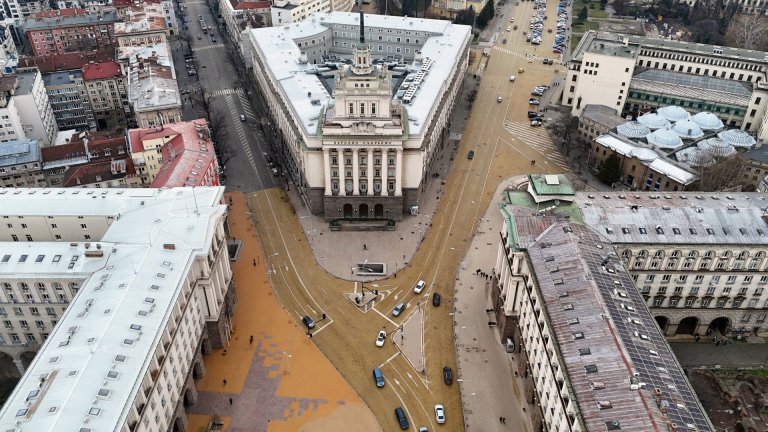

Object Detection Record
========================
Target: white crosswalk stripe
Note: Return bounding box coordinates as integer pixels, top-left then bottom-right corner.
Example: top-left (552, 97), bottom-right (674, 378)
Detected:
top-left (192, 43), bottom-right (225, 52)
top-left (504, 122), bottom-right (569, 170)
top-left (208, 88), bottom-right (243, 96)
top-left (225, 94), bottom-right (259, 173)
top-left (237, 90), bottom-right (255, 120)
top-left (492, 46), bottom-right (564, 64)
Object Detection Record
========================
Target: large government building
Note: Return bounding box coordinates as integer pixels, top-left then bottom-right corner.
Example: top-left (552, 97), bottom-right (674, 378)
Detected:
top-left (564, 31), bottom-right (768, 146)
top-left (0, 187), bottom-right (233, 432)
top-left (242, 12), bottom-right (471, 220)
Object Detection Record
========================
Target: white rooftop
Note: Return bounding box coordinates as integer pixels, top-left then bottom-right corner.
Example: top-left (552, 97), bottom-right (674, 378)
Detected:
top-left (245, 12), bottom-right (471, 137)
top-left (0, 187), bottom-right (226, 432)
top-left (596, 134), bottom-right (697, 185)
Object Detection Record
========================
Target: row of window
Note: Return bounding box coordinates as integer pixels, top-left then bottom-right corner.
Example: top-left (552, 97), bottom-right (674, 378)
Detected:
top-left (638, 49), bottom-right (763, 72)
top-left (649, 295), bottom-right (768, 311)
top-left (636, 59), bottom-right (760, 82)
top-left (642, 273), bottom-right (768, 286)
top-left (626, 92), bottom-right (743, 116)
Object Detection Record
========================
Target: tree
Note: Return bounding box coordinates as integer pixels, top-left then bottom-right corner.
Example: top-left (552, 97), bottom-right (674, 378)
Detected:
top-left (728, 14), bottom-right (768, 50)
top-left (402, 0), bottom-right (416, 17)
top-left (454, 6), bottom-right (476, 26)
top-left (694, 154), bottom-right (747, 191)
top-left (690, 19), bottom-right (724, 45)
top-left (577, 5), bottom-right (588, 21)
top-left (612, 0), bottom-right (628, 16)
top-left (596, 153), bottom-right (622, 186)
top-left (476, 0), bottom-right (494, 29)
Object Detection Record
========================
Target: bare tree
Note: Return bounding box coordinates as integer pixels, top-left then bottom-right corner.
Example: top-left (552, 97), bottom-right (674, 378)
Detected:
top-left (728, 14), bottom-right (768, 50)
top-left (694, 153), bottom-right (747, 191)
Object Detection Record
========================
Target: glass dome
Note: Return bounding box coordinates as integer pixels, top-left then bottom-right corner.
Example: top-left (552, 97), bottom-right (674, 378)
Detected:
top-left (658, 106), bottom-right (690, 122)
top-left (698, 138), bottom-right (736, 157)
top-left (690, 112), bottom-right (724, 130)
top-left (617, 121), bottom-right (652, 139)
top-left (637, 113), bottom-right (670, 130)
top-left (676, 147), bottom-right (715, 167)
top-left (646, 128), bottom-right (684, 149)
top-left (671, 119), bottom-right (704, 139)
top-left (717, 129), bottom-right (756, 148)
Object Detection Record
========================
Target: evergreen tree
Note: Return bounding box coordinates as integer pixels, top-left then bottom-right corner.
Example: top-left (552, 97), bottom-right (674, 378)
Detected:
top-left (597, 153), bottom-right (622, 186)
top-left (476, 0), bottom-right (495, 28)
top-left (454, 6), bottom-right (477, 26)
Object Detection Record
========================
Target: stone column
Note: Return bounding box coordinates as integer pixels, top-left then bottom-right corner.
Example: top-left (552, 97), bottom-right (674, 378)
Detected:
top-left (367, 149), bottom-right (374, 196)
top-left (323, 148), bottom-right (331, 195)
top-left (13, 359), bottom-right (25, 376)
top-left (352, 148), bottom-right (360, 195)
top-left (381, 150), bottom-right (388, 196)
top-left (395, 148), bottom-right (403, 197)
top-left (338, 149), bottom-right (345, 196)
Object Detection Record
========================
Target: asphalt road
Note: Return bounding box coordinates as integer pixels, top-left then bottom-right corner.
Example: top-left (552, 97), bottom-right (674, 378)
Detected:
top-left (174, 0), bottom-right (279, 192)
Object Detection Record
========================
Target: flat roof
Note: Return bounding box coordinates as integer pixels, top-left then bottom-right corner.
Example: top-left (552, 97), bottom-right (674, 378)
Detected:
top-left (25, 10), bottom-right (119, 30)
top-left (528, 222), bottom-right (714, 432)
top-left (42, 70), bottom-right (82, 87)
top-left (575, 191), bottom-right (768, 244)
top-left (634, 69), bottom-right (752, 96)
top-left (245, 12), bottom-right (470, 138)
top-left (0, 139), bottom-right (40, 167)
top-left (0, 187), bottom-right (226, 432)
top-left (595, 134), bottom-right (697, 184)
top-left (14, 71), bottom-right (37, 95)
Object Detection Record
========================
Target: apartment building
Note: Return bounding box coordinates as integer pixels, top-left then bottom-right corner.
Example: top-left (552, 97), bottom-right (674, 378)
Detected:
top-left (493, 211), bottom-right (714, 432)
top-left (12, 69), bottom-right (58, 146)
top-left (81, 60), bottom-right (130, 130)
top-left (2, 0), bottom-right (44, 18)
top-left (220, 0), bottom-right (270, 45)
top-left (126, 48), bottom-right (180, 129)
top-left (61, 158), bottom-right (139, 187)
top-left (16, 47), bottom-right (115, 74)
top-left (114, 0), bottom-right (177, 35)
top-left (114, 3), bottom-right (168, 47)
top-left (0, 187), bottom-right (233, 432)
top-left (41, 130), bottom-right (130, 186)
top-left (150, 119), bottom-right (221, 188)
top-left (565, 31), bottom-right (768, 145)
top-left (0, 76), bottom-right (26, 143)
top-left (24, 8), bottom-right (118, 56)
top-left (0, 139), bottom-right (45, 188)
top-left (271, 0), bottom-right (330, 26)
top-left (243, 12), bottom-right (471, 219)
top-left (42, 70), bottom-right (95, 131)
top-left (0, 24), bottom-right (18, 74)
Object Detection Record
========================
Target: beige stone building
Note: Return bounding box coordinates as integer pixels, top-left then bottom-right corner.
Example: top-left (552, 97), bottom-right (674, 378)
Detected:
top-left (0, 139), bottom-right (45, 188)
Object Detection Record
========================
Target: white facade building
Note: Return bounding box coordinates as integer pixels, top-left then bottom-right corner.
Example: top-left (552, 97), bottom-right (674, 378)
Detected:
top-left (565, 31), bottom-right (768, 145)
top-left (0, 91), bottom-right (26, 143)
top-left (0, 187), bottom-right (234, 432)
top-left (271, 0), bottom-right (331, 26)
top-left (243, 12), bottom-right (470, 220)
top-left (12, 69), bottom-right (58, 147)
top-left (493, 215), bottom-right (715, 432)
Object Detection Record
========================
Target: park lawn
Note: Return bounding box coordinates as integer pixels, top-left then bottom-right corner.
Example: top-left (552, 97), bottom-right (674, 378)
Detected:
top-left (590, 7), bottom-right (607, 18)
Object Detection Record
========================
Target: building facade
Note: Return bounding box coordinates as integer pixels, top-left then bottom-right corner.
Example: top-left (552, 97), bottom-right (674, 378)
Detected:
top-left (270, 0), bottom-right (328, 26)
top-left (565, 31), bottom-right (768, 145)
top-left (82, 61), bottom-right (130, 130)
top-left (577, 104), bottom-right (625, 144)
top-left (243, 12), bottom-right (471, 220)
top-left (42, 70), bottom-right (96, 131)
top-left (220, 0), bottom-right (270, 45)
top-left (114, 3), bottom-right (168, 47)
top-left (12, 69), bottom-right (59, 146)
top-left (493, 209), bottom-right (714, 432)
top-left (149, 119), bottom-right (221, 188)
top-left (0, 76), bottom-right (26, 143)
top-left (0, 187), bottom-right (233, 432)
top-left (24, 8), bottom-right (118, 56)
top-left (0, 24), bottom-right (18, 74)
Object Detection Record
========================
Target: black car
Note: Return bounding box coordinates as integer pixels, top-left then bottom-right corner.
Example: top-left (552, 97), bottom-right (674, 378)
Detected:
top-left (527, 111), bottom-right (539, 118)
top-left (395, 407), bottom-right (409, 429)
top-left (302, 315), bottom-right (315, 329)
top-left (443, 366), bottom-right (453, 384)
top-left (432, 292), bottom-right (441, 306)
top-left (467, 150), bottom-right (475, 160)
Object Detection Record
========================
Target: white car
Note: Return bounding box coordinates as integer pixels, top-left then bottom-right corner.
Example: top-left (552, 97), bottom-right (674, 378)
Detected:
top-left (529, 98), bottom-right (541, 105)
top-left (376, 330), bottom-right (386, 347)
top-left (531, 120), bottom-right (542, 127)
top-left (414, 280), bottom-right (426, 294)
top-left (435, 405), bottom-right (445, 424)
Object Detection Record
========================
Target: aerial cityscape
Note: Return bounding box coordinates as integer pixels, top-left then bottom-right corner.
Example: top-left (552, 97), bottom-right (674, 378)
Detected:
top-left (0, 0), bottom-right (766, 429)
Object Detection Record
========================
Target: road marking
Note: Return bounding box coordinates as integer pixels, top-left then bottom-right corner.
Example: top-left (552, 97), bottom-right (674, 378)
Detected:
top-left (192, 43), bottom-right (226, 52)
top-left (372, 306), bottom-right (398, 327)
top-left (378, 351), bottom-right (401, 369)
top-left (391, 366), bottom-right (435, 429)
top-left (209, 88), bottom-right (243, 96)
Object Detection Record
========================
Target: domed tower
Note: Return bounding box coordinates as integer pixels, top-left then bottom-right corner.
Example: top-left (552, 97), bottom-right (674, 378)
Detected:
top-left (351, 9), bottom-right (374, 76)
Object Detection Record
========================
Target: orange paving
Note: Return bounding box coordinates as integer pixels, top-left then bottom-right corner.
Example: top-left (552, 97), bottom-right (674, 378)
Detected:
top-left (187, 192), bottom-right (380, 432)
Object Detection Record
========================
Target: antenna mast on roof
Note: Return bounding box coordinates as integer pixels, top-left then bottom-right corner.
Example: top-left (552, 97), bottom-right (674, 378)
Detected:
top-left (359, 3), bottom-right (365, 44)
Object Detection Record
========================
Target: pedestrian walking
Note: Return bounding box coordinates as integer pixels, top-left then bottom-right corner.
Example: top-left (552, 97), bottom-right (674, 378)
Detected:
top-left (499, 417), bottom-right (503, 423)
top-left (695, 335), bottom-right (700, 342)
top-left (363, 244), bottom-right (367, 250)
top-left (502, 417), bottom-right (506, 424)
top-left (249, 335), bottom-right (254, 344)
top-left (229, 398), bottom-right (233, 405)
top-left (252, 258), bottom-right (256, 267)
top-left (716, 340), bottom-right (721, 346)
top-left (223, 379), bottom-right (227, 386)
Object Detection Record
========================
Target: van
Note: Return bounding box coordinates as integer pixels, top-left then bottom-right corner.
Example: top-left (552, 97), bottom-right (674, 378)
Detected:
top-left (395, 407), bottom-right (409, 429)
top-left (505, 338), bottom-right (515, 353)
top-left (373, 368), bottom-right (385, 388)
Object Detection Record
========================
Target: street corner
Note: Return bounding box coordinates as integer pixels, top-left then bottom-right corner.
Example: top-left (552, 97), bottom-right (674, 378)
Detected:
top-left (393, 307), bottom-right (426, 373)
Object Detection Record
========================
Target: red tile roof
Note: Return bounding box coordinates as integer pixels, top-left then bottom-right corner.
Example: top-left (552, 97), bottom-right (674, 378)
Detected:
top-left (41, 141), bottom-right (87, 164)
top-left (33, 7), bottom-right (88, 18)
top-left (42, 131), bottom-right (128, 164)
top-left (62, 157), bottom-right (136, 187)
top-left (145, 119), bottom-right (219, 188)
top-left (17, 48), bottom-right (116, 74)
top-left (82, 61), bottom-right (122, 80)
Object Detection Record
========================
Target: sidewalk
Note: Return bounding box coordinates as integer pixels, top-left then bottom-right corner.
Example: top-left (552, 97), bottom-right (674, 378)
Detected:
top-left (453, 180), bottom-right (535, 432)
top-left (186, 192), bottom-right (380, 432)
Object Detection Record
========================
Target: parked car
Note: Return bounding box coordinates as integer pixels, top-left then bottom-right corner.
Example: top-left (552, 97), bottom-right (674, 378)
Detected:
top-left (497, 96), bottom-right (502, 102)
top-left (392, 303), bottom-right (406, 316)
top-left (373, 367), bottom-right (385, 388)
top-left (527, 111), bottom-right (539, 118)
top-left (432, 292), bottom-right (441, 306)
top-left (376, 330), bottom-right (386, 347)
top-left (395, 407), bottom-right (409, 430)
top-left (443, 366), bottom-right (453, 384)
top-left (531, 120), bottom-right (542, 127)
top-left (467, 150), bottom-right (474, 160)
top-left (414, 280), bottom-right (426, 294)
top-left (434, 405), bottom-right (446, 424)
top-left (509, 75), bottom-right (516, 82)
top-left (528, 98), bottom-right (540, 105)
top-left (302, 315), bottom-right (315, 329)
